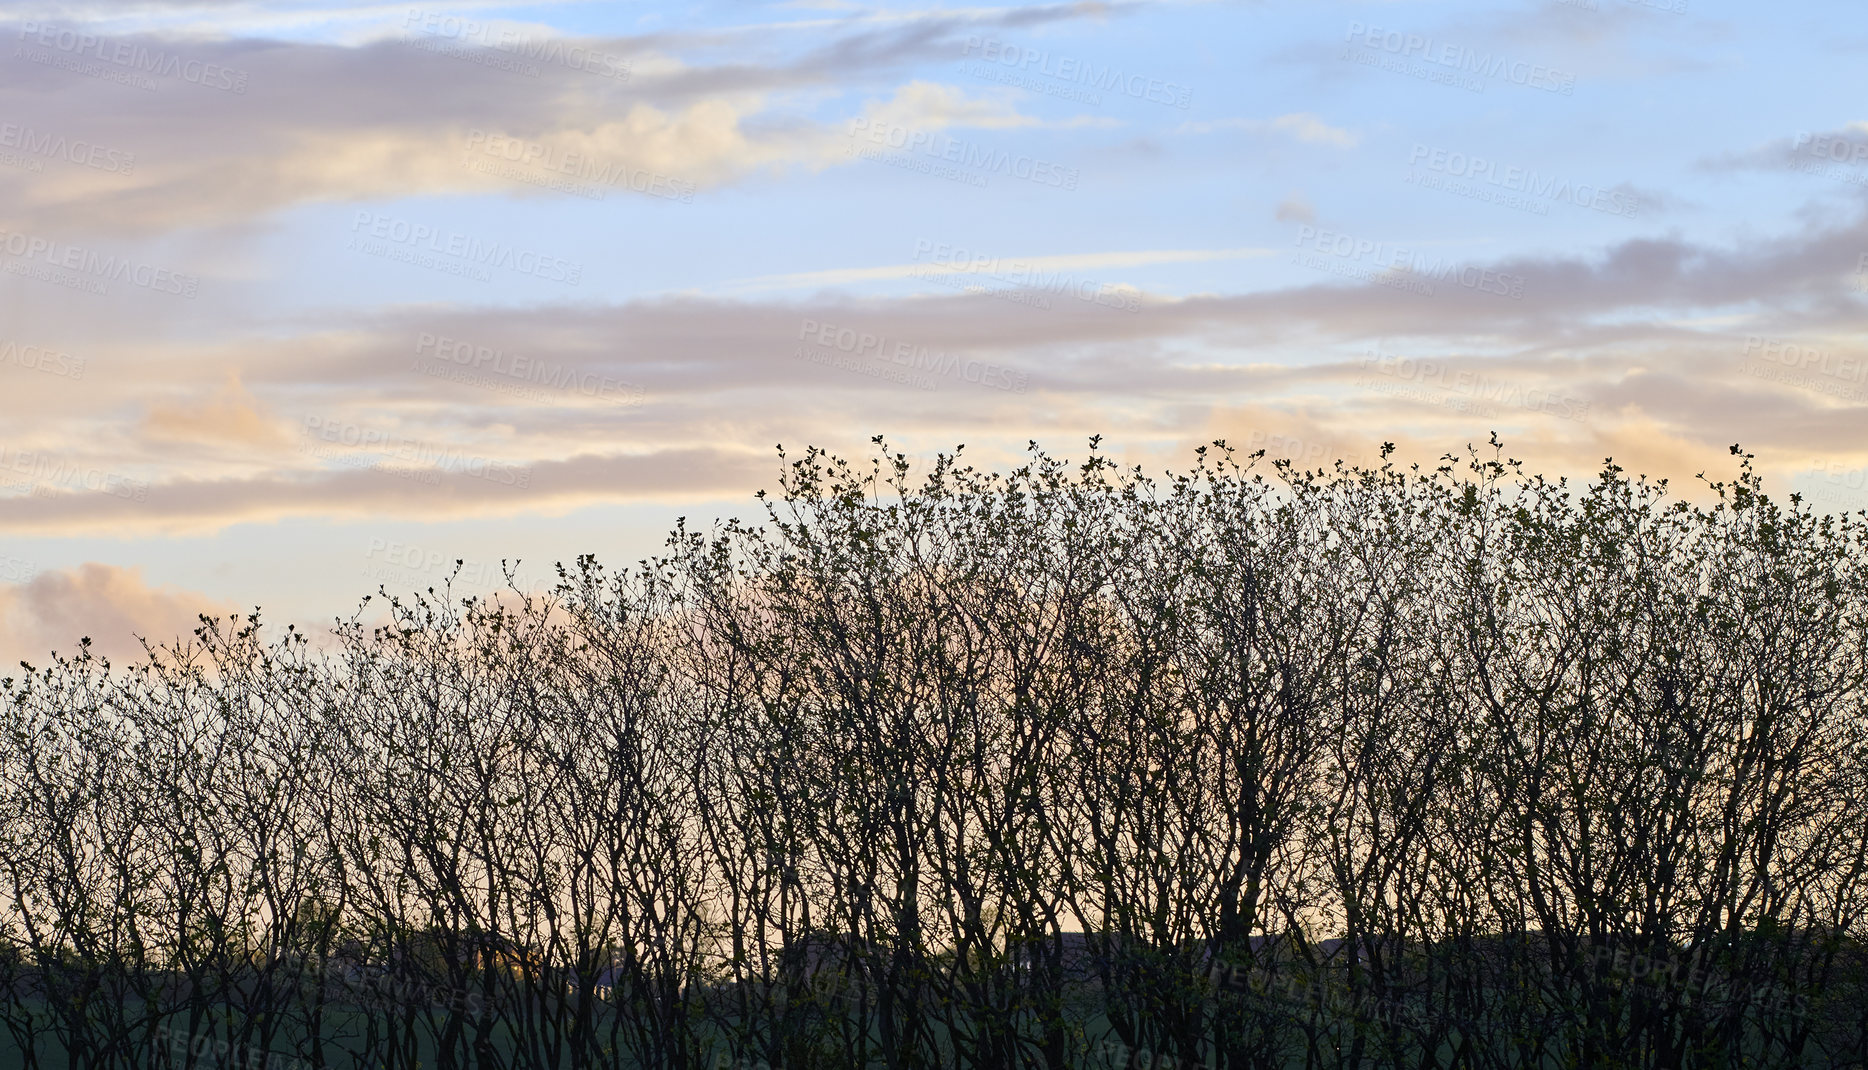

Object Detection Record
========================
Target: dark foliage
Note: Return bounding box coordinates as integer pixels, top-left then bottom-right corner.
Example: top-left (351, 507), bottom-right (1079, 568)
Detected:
top-left (4, 438), bottom-right (1865, 1070)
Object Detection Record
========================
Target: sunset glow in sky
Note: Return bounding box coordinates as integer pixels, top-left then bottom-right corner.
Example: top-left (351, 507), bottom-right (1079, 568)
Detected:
top-left (2, 0), bottom-right (1866, 664)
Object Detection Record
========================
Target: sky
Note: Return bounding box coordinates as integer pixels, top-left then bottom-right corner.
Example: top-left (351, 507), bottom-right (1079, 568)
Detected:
top-left (1, 0), bottom-right (1866, 666)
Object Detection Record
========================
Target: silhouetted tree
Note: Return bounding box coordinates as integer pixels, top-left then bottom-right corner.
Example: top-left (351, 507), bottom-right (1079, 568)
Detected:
top-left (3, 436), bottom-right (1864, 1070)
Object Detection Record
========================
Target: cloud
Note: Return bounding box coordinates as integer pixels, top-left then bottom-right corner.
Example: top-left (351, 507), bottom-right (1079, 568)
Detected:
top-left (5, 205), bottom-right (1868, 538)
top-left (776, 0), bottom-right (869, 11)
top-left (0, 39), bottom-right (816, 232)
top-left (0, 562), bottom-right (237, 666)
top-left (0, 446), bottom-right (773, 534)
top-left (1178, 113), bottom-right (1358, 147)
top-left (856, 79), bottom-right (1041, 131)
top-left (1698, 124), bottom-right (1868, 177)
top-left (141, 371), bottom-right (290, 448)
top-left (0, 17), bottom-right (1099, 234)
top-left (1274, 194), bottom-right (1315, 223)
top-left (735, 246), bottom-right (1279, 291)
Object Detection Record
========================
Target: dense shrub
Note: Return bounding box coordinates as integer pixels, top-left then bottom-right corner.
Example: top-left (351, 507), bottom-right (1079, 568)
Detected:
top-left (4, 438), bottom-right (1865, 1070)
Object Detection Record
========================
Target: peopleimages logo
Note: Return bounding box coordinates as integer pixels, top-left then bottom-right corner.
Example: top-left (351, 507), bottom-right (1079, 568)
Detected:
top-left (1243, 430), bottom-right (1375, 469)
top-left (1743, 335), bottom-right (1867, 385)
top-left (300, 416), bottom-right (533, 488)
top-left (1343, 22), bottom-right (1575, 95)
top-left (1803, 459), bottom-right (1868, 510)
top-left (1588, 944), bottom-right (1807, 1020)
top-left (796, 318), bottom-right (1029, 393)
top-left (959, 36), bottom-right (1191, 109)
top-left (154, 1025), bottom-right (310, 1070)
top-left (0, 121), bottom-right (135, 174)
top-left (1359, 350), bottom-right (1590, 421)
top-left (846, 118), bottom-right (1080, 190)
top-left (0, 339), bottom-right (85, 380)
top-left (0, 446), bottom-right (148, 501)
top-left (1741, 335), bottom-right (1868, 403)
top-left (912, 239), bottom-right (1140, 312)
top-left (403, 9), bottom-right (631, 80)
top-left (15, 22), bottom-right (249, 93)
top-left (1792, 130), bottom-right (1868, 165)
top-left (347, 212), bottom-right (582, 285)
top-left (1292, 225), bottom-right (1527, 299)
top-left (462, 130), bottom-right (694, 203)
top-left (1407, 144), bottom-right (1638, 218)
top-left (0, 226), bottom-right (200, 298)
top-left (413, 332), bottom-right (644, 405)
top-left (364, 538), bottom-right (553, 596)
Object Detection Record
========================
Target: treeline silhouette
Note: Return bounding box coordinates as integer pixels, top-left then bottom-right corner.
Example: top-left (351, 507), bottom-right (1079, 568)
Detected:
top-left (3, 438), bottom-right (1866, 1070)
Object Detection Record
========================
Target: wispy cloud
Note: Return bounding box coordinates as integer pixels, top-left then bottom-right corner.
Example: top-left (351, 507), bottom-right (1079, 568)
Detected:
top-left (1177, 113), bottom-right (1358, 147)
top-left (733, 246), bottom-right (1279, 291)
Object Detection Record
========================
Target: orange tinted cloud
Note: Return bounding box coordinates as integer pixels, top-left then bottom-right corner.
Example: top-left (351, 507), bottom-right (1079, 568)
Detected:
top-left (0, 562), bottom-right (236, 666)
